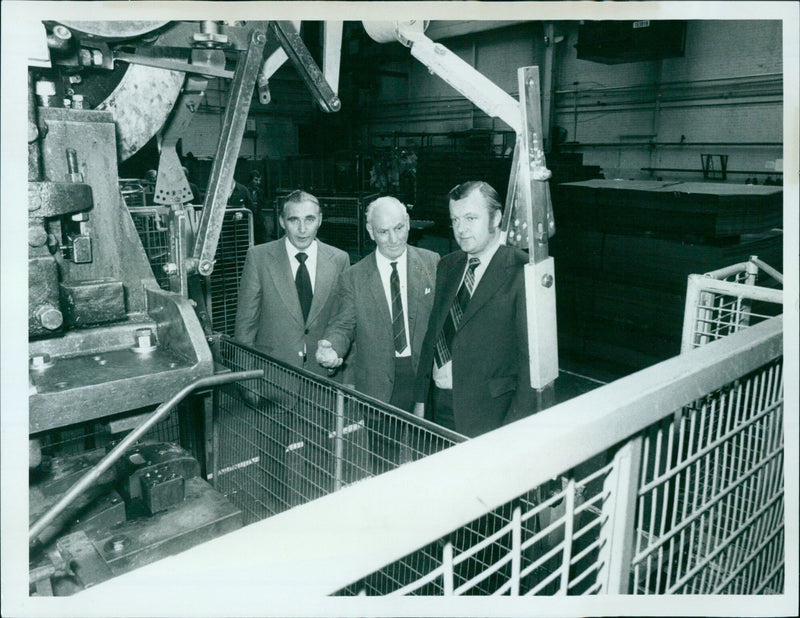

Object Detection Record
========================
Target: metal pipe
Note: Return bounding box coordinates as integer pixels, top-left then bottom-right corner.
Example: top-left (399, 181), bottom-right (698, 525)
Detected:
top-left (642, 167), bottom-right (783, 176)
top-left (750, 256), bottom-right (784, 285)
top-left (29, 369), bottom-right (263, 543)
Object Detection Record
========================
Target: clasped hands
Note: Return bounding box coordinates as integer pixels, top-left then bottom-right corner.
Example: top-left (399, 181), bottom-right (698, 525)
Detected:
top-left (316, 339), bottom-right (343, 368)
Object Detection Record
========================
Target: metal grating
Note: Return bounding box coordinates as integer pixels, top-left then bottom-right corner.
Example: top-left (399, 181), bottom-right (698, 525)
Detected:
top-left (338, 462), bottom-right (612, 596)
top-left (128, 206), bottom-right (171, 290)
top-left (206, 208), bottom-right (253, 336)
top-left (681, 259), bottom-right (783, 352)
top-left (632, 358), bottom-right (784, 594)
top-left (119, 179), bottom-right (147, 208)
top-left (213, 338), bottom-right (459, 524)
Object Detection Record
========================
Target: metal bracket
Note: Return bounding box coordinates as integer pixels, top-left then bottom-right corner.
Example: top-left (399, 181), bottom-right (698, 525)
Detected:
top-left (269, 21), bottom-right (341, 113)
top-left (191, 29), bottom-right (266, 276)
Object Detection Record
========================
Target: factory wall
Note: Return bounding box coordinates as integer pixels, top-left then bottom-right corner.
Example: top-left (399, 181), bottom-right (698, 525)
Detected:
top-left (363, 20), bottom-right (784, 182)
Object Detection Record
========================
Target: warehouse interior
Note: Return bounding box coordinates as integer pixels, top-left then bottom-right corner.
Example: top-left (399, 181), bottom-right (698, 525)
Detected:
top-left (4, 8), bottom-right (797, 614)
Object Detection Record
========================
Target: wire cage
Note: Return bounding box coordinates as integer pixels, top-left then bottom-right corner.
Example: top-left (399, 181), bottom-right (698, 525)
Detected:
top-left (273, 191), bottom-right (380, 262)
top-left (681, 256), bottom-right (783, 352)
top-left (119, 179), bottom-right (147, 208)
top-left (629, 257), bottom-right (785, 594)
top-left (212, 338), bottom-right (460, 524)
top-left (127, 206), bottom-right (172, 290)
top-left (126, 205), bottom-right (252, 335)
top-left (205, 208), bottom-right (253, 336)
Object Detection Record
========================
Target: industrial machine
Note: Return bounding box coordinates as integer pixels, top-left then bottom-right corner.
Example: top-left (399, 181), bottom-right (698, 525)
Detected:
top-left (26, 19), bottom-right (559, 596)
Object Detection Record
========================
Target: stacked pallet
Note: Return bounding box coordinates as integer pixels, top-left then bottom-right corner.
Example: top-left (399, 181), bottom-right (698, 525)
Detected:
top-left (550, 179), bottom-right (783, 370)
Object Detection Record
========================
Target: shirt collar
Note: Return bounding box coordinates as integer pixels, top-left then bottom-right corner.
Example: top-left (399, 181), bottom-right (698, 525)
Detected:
top-left (375, 247), bottom-right (407, 270)
top-left (285, 237), bottom-right (318, 261)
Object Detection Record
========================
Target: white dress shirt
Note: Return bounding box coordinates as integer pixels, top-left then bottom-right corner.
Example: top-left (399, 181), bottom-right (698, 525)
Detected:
top-left (375, 248), bottom-right (412, 357)
top-left (285, 237), bottom-right (318, 292)
top-left (433, 236), bottom-right (502, 389)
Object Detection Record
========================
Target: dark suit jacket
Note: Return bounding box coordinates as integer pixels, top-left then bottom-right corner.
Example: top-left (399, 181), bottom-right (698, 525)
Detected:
top-left (234, 239), bottom-right (349, 377)
top-left (414, 244), bottom-right (536, 437)
top-left (324, 246), bottom-right (439, 403)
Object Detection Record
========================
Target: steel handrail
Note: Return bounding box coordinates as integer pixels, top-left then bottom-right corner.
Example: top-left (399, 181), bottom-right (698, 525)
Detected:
top-left (29, 369), bottom-right (263, 544)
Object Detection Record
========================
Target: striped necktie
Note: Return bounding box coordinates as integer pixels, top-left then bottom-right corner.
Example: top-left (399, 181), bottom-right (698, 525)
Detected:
top-left (434, 257), bottom-right (480, 368)
top-left (390, 261), bottom-right (407, 354)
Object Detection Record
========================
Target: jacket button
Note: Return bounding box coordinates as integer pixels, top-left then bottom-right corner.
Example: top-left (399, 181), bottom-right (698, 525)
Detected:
top-left (304, 328), bottom-right (309, 334)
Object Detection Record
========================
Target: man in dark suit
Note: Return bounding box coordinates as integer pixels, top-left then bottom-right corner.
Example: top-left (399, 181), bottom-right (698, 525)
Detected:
top-left (235, 190), bottom-right (349, 377)
top-left (317, 196), bottom-right (439, 411)
top-left (413, 181), bottom-right (536, 437)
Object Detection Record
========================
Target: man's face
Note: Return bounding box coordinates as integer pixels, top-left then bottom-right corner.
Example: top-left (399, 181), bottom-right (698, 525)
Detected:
top-left (449, 191), bottom-right (501, 256)
top-left (280, 200), bottom-right (322, 251)
top-left (367, 203), bottom-right (409, 260)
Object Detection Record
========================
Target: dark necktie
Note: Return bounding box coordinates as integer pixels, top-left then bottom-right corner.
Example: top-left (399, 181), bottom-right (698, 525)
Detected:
top-left (295, 252), bottom-right (312, 323)
top-left (434, 257), bottom-right (480, 368)
top-left (390, 261), bottom-right (407, 354)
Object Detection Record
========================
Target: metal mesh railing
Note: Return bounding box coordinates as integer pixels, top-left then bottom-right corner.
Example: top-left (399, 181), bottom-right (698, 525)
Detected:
top-left (213, 338), bottom-right (461, 524)
top-left (632, 358), bottom-right (784, 594)
top-left (681, 257), bottom-right (783, 352)
top-left (206, 208), bottom-right (252, 336)
top-left (338, 458), bottom-right (612, 596)
top-left (128, 206), bottom-right (172, 290)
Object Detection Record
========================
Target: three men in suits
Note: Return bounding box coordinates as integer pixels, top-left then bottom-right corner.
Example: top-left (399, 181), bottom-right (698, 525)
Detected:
top-left (414, 181), bottom-right (536, 437)
top-left (317, 196), bottom-right (439, 413)
top-left (234, 190), bottom-right (350, 377)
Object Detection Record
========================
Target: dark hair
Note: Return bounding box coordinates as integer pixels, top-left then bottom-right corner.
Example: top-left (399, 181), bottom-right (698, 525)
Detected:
top-left (281, 190), bottom-right (320, 217)
top-left (448, 181), bottom-right (503, 214)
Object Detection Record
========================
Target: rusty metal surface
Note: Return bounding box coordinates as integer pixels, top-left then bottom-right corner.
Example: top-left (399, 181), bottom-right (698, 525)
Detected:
top-left (59, 279), bottom-right (126, 328)
top-left (192, 29), bottom-right (266, 276)
top-left (28, 181), bottom-right (94, 217)
top-left (56, 21), bottom-right (169, 41)
top-left (95, 64), bottom-right (184, 161)
top-left (38, 108), bottom-right (157, 313)
top-left (93, 477), bottom-right (242, 575)
top-left (29, 252), bottom-right (62, 337)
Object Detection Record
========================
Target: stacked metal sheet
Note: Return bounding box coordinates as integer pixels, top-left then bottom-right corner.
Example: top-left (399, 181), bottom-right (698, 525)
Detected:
top-left (550, 179), bottom-right (783, 369)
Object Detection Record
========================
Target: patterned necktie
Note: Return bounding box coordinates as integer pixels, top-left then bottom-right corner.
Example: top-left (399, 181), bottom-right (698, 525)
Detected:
top-left (434, 257), bottom-right (480, 368)
top-left (295, 252), bottom-right (312, 322)
top-left (390, 261), bottom-right (407, 354)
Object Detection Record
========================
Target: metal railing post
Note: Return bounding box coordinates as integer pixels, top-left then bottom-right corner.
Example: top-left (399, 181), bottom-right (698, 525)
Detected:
top-left (597, 436), bottom-right (644, 593)
top-left (334, 390), bottom-right (346, 491)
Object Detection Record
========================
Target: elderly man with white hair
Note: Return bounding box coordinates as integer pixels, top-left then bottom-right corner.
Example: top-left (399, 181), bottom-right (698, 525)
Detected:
top-left (317, 196), bottom-right (439, 419)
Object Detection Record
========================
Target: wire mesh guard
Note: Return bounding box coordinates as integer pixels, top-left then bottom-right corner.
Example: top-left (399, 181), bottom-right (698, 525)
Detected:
top-left (127, 205), bottom-right (253, 336)
top-left (682, 259), bottom-right (783, 351)
top-left (213, 338), bottom-right (457, 524)
top-left (633, 358), bottom-right (784, 594)
top-left (128, 206), bottom-right (172, 290)
top-left (337, 457), bottom-right (613, 596)
top-left (206, 208), bottom-right (253, 336)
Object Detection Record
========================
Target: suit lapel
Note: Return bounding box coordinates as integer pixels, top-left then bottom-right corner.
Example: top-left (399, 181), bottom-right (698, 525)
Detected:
top-left (459, 246), bottom-right (513, 328)
top-left (406, 247), bottom-right (422, 340)
top-left (306, 243), bottom-right (334, 327)
top-left (267, 241), bottom-right (304, 327)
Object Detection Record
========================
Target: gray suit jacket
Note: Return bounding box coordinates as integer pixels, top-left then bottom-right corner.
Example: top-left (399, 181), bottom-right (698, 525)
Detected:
top-left (234, 239), bottom-right (349, 377)
top-left (324, 245), bottom-right (439, 402)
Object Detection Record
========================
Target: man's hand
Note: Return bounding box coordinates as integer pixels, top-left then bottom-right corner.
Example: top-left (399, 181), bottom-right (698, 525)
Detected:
top-left (316, 339), bottom-right (343, 368)
top-left (413, 402), bottom-right (425, 418)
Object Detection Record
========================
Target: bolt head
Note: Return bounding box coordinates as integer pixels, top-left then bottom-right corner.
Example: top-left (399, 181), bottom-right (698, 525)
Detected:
top-left (35, 81), bottom-right (56, 96)
top-left (52, 25), bottom-right (72, 40)
top-left (30, 353), bottom-right (52, 369)
top-left (29, 226), bottom-right (48, 247)
top-left (39, 307), bottom-right (64, 330)
top-left (541, 273), bottom-right (554, 288)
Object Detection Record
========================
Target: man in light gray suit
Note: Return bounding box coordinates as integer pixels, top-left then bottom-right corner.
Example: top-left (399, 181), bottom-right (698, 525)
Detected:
top-left (235, 190), bottom-right (349, 377)
top-left (317, 197), bottom-right (439, 473)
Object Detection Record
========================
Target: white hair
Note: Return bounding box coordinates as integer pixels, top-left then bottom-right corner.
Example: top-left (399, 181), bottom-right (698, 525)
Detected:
top-left (365, 196), bottom-right (407, 226)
